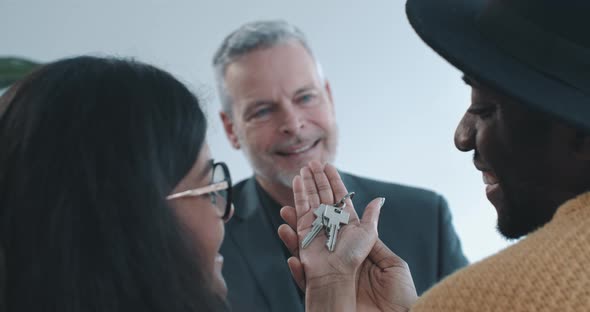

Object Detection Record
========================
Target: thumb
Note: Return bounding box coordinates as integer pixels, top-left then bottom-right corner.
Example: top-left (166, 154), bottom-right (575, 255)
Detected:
top-left (360, 197), bottom-right (385, 230)
top-left (287, 257), bottom-right (306, 291)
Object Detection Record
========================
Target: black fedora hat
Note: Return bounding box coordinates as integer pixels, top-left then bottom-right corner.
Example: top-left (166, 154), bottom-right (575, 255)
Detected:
top-left (406, 0), bottom-right (590, 132)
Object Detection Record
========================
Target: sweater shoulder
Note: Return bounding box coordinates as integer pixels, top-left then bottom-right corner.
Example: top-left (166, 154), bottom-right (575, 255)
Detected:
top-left (412, 208), bottom-right (590, 312)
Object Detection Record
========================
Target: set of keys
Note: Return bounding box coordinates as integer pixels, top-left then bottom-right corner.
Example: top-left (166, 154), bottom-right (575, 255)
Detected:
top-left (301, 192), bottom-right (354, 252)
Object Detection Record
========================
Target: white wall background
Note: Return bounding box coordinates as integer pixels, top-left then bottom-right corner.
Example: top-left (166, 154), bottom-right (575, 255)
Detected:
top-left (0, 0), bottom-right (513, 262)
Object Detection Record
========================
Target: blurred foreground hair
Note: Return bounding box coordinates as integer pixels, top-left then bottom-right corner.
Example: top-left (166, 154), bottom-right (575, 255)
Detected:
top-left (0, 56), bottom-right (227, 311)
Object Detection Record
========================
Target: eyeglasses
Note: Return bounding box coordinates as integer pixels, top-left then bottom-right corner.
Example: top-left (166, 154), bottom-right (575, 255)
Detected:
top-left (166, 161), bottom-right (233, 221)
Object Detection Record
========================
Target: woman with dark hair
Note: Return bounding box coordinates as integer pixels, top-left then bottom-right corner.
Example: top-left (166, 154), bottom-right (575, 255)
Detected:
top-left (0, 56), bottom-right (232, 311)
top-left (0, 55), bottom-right (390, 312)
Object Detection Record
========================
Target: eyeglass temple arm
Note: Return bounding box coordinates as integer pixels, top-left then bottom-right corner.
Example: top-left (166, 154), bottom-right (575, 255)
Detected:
top-left (166, 181), bottom-right (229, 200)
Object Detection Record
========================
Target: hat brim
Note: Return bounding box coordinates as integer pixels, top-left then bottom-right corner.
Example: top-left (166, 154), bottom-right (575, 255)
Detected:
top-left (406, 0), bottom-right (590, 132)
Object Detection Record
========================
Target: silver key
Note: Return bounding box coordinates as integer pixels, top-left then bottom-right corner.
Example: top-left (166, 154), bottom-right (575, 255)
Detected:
top-left (324, 205), bottom-right (350, 252)
top-left (301, 204), bottom-right (328, 248)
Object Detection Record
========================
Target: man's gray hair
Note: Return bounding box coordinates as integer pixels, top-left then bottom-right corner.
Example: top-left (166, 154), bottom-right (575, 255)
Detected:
top-left (212, 20), bottom-right (324, 114)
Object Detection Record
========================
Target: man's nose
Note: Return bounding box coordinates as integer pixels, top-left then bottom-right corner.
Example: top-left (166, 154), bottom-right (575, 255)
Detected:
top-left (279, 104), bottom-right (304, 135)
top-left (454, 113), bottom-right (476, 152)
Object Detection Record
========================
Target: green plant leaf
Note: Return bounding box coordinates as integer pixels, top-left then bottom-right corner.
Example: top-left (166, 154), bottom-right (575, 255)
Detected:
top-left (0, 57), bottom-right (40, 89)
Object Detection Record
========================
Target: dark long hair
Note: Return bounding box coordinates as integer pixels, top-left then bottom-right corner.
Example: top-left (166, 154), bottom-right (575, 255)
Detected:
top-left (0, 56), bottom-right (227, 311)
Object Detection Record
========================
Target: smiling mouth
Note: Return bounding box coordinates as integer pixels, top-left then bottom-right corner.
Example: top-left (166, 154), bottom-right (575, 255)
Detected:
top-left (482, 170), bottom-right (503, 202)
top-left (276, 139), bottom-right (320, 156)
top-left (482, 171), bottom-right (500, 185)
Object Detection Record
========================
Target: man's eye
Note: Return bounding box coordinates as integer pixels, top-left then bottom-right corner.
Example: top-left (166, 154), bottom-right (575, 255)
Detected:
top-left (297, 94), bottom-right (315, 104)
top-left (250, 107), bottom-right (272, 119)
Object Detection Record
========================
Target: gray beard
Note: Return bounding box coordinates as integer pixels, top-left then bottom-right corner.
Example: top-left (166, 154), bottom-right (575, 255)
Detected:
top-left (240, 134), bottom-right (338, 190)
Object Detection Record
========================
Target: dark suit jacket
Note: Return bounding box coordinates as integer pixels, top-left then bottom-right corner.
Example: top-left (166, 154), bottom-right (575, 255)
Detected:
top-left (221, 172), bottom-right (468, 312)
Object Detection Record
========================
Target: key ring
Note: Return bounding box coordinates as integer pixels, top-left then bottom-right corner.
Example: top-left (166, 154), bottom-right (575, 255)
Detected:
top-left (335, 192), bottom-right (355, 208)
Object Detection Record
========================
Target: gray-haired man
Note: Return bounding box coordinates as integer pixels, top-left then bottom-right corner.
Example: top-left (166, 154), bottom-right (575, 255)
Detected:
top-left (213, 20), bottom-right (467, 312)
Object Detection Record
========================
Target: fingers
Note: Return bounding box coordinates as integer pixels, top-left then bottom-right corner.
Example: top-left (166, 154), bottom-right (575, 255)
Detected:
top-left (301, 167), bottom-right (321, 210)
top-left (324, 163), bottom-right (349, 202)
top-left (280, 206), bottom-right (297, 231)
top-left (287, 256), bottom-right (306, 290)
top-left (308, 160), bottom-right (335, 204)
top-left (359, 197), bottom-right (385, 231)
top-left (278, 223), bottom-right (300, 258)
top-left (292, 175), bottom-right (310, 219)
top-left (293, 175), bottom-right (319, 232)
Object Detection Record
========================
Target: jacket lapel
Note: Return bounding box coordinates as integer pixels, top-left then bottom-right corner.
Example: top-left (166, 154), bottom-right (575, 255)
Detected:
top-left (228, 178), bottom-right (303, 311)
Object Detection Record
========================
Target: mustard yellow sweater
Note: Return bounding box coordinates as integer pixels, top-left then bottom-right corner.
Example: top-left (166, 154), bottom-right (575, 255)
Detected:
top-left (411, 192), bottom-right (590, 312)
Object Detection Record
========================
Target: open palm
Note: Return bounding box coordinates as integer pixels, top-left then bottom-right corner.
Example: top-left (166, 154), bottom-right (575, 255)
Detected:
top-left (278, 161), bottom-right (417, 312)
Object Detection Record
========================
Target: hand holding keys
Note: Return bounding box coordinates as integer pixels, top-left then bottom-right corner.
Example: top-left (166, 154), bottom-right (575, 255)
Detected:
top-left (278, 161), bottom-right (416, 312)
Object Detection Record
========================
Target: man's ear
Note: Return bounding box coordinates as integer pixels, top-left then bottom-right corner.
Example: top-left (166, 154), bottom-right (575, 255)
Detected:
top-left (220, 111), bottom-right (240, 150)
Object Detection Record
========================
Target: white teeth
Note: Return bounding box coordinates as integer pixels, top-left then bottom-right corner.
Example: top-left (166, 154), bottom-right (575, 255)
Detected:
top-left (293, 144), bottom-right (312, 153)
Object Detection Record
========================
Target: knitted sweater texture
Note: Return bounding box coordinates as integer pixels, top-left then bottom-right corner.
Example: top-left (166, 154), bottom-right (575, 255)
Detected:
top-left (411, 192), bottom-right (590, 311)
